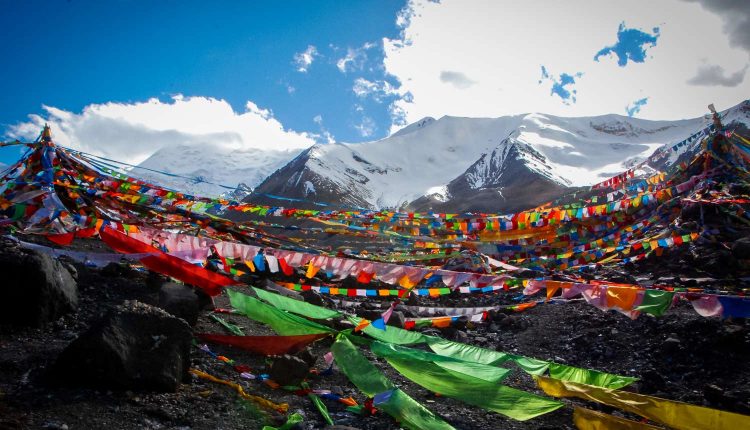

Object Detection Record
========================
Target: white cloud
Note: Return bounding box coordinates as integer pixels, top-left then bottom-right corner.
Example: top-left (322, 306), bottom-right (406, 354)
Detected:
top-left (383, 0), bottom-right (750, 133)
top-left (312, 114), bottom-right (335, 143)
top-left (354, 116), bottom-right (376, 137)
top-left (293, 45), bottom-right (319, 72)
top-left (352, 78), bottom-right (398, 102)
top-left (6, 95), bottom-right (316, 165)
top-left (336, 42), bottom-right (377, 73)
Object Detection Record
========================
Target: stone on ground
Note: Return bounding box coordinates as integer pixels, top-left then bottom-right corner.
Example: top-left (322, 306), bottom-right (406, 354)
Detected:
top-left (52, 300), bottom-right (191, 392)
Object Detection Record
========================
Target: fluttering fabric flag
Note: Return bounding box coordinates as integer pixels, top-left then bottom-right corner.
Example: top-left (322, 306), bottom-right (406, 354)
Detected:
top-left (348, 316), bottom-right (427, 345)
top-left (349, 315), bottom-right (634, 388)
top-left (370, 341), bottom-right (510, 383)
top-left (330, 336), bottom-right (455, 430)
top-left (717, 296), bottom-right (750, 318)
top-left (196, 333), bottom-right (329, 356)
top-left (635, 290), bottom-right (674, 317)
top-left (547, 363), bottom-right (636, 390)
top-left (100, 227), bottom-right (237, 296)
top-left (252, 287), bottom-right (342, 320)
top-left (228, 289), bottom-right (335, 336)
top-left (373, 340), bottom-right (563, 421)
top-left (536, 375), bottom-right (750, 430)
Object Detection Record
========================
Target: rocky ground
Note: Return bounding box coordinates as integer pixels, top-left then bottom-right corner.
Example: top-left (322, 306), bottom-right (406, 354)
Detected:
top-left (0, 233), bottom-right (749, 430)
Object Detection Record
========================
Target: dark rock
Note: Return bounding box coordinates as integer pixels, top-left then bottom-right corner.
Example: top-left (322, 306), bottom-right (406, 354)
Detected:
top-left (158, 282), bottom-right (201, 326)
top-left (499, 315), bottom-right (515, 328)
top-left (662, 337), bottom-right (681, 353)
top-left (385, 311), bottom-right (405, 328)
top-left (300, 289), bottom-right (325, 307)
top-left (406, 294), bottom-right (419, 306)
top-left (493, 312), bottom-right (508, 322)
top-left (732, 237), bottom-right (750, 260)
top-left (451, 330), bottom-right (469, 343)
top-left (52, 300), bottom-right (191, 392)
top-left (295, 348), bottom-right (317, 368)
top-left (146, 270), bottom-right (168, 291)
top-left (355, 309), bottom-right (382, 322)
top-left (0, 247), bottom-right (77, 327)
top-left (333, 319), bottom-right (355, 331)
top-left (268, 354), bottom-right (310, 386)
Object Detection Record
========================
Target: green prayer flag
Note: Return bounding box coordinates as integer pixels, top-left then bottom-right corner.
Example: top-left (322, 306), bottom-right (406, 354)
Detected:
top-left (371, 340), bottom-right (510, 383)
top-left (228, 289), bottom-right (334, 336)
top-left (253, 287), bottom-right (342, 320)
top-left (377, 389), bottom-right (457, 430)
top-left (382, 348), bottom-right (564, 421)
top-left (331, 336), bottom-right (455, 430)
top-left (547, 363), bottom-right (637, 390)
top-left (635, 290), bottom-right (675, 317)
top-left (348, 316), bottom-right (427, 345)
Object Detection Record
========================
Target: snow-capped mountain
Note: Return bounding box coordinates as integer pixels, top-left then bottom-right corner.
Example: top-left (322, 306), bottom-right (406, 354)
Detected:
top-left (248, 100), bottom-right (750, 212)
top-left (132, 143), bottom-right (303, 198)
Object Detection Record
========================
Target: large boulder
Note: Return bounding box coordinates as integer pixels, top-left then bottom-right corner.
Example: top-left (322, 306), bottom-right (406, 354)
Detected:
top-left (52, 300), bottom-right (191, 392)
top-left (732, 237), bottom-right (750, 261)
top-left (268, 354), bottom-right (310, 386)
top-left (0, 243), bottom-right (77, 327)
top-left (158, 282), bottom-right (200, 325)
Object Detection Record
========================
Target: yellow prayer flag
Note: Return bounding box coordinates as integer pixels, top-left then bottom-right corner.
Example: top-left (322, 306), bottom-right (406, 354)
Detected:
top-left (536, 376), bottom-right (750, 430)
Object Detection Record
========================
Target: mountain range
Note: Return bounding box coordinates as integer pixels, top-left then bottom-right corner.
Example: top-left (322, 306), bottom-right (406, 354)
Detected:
top-left (134, 100), bottom-right (750, 212)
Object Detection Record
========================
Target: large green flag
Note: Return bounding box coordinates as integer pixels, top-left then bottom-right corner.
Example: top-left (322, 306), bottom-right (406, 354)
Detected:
top-left (425, 338), bottom-right (550, 375)
top-left (379, 346), bottom-right (564, 421)
top-left (348, 316), bottom-right (427, 345)
top-left (228, 289), bottom-right (335, 336)
top-left (635, 290), bottom-right (674, 317)
top-left (370, 341), bottom-right (510, 383)
top-left (548, 363), bottom-right (637, 390)
top-left (252, 287), bottom-right (342, 320)
top-left (331, 336), bottom-right (455, 430)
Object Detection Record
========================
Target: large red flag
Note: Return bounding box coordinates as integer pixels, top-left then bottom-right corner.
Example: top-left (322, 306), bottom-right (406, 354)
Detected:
top-left (100, 226), bottom-right (238, 296)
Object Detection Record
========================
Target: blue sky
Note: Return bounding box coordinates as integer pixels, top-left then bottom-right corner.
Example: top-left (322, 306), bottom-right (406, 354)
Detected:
top-left (1, 0), bottom-right (749, 167)
top-left (0, 0), bottom-right (404, 163)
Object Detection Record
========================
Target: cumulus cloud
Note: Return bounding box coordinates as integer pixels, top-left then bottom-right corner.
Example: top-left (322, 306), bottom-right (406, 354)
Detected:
top-left (625, 97), bottom-right (649, 117)
top-left (336, 42), bottom-right (377, 73)
top-left (383, 0), bottom-right (750, 131)
top-left (687, 63), bottom-right (747, 86)
top-left (594, 22), bottom-right (660, 67)
top-left (293, 45), bottom-right (319, 72)
top-left (6, 95), bottom-right (316, 165)
top-left (439, 71), bottom-right (476, 89)
top-left (682, 0), bottom-right (750, 53)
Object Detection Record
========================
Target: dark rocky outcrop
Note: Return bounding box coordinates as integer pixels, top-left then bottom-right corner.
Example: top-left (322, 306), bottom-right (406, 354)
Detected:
top-left (268, 354), bottom-right (310, 386)
top-left (0, 243), bottom-right (77, 327)
top-left (52, 300), bottom-right (191, 392)
top-left (158, 282), bottom-right (201, 325)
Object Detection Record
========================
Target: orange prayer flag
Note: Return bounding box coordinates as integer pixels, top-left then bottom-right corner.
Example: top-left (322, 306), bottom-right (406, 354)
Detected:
top-left (306, 262), bottom-right (320, 279)
top-left (605, 286), bottom-right (639, 311)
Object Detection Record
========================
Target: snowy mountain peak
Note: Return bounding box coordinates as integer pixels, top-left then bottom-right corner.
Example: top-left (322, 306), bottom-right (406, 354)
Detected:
top-left (392, 116), bottom-right (437, 137)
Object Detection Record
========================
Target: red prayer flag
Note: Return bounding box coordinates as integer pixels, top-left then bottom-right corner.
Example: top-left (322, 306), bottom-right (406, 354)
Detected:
top-left (100, 227), bottom-right (237, 296)
top-left (196, 333), bottom-right (329, 355)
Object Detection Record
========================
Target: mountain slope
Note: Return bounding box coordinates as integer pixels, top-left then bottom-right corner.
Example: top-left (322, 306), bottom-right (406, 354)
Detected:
top-left (132, 143), bottom-right (303, 198)
top-left (249, 102), bottom-right (750, 211)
